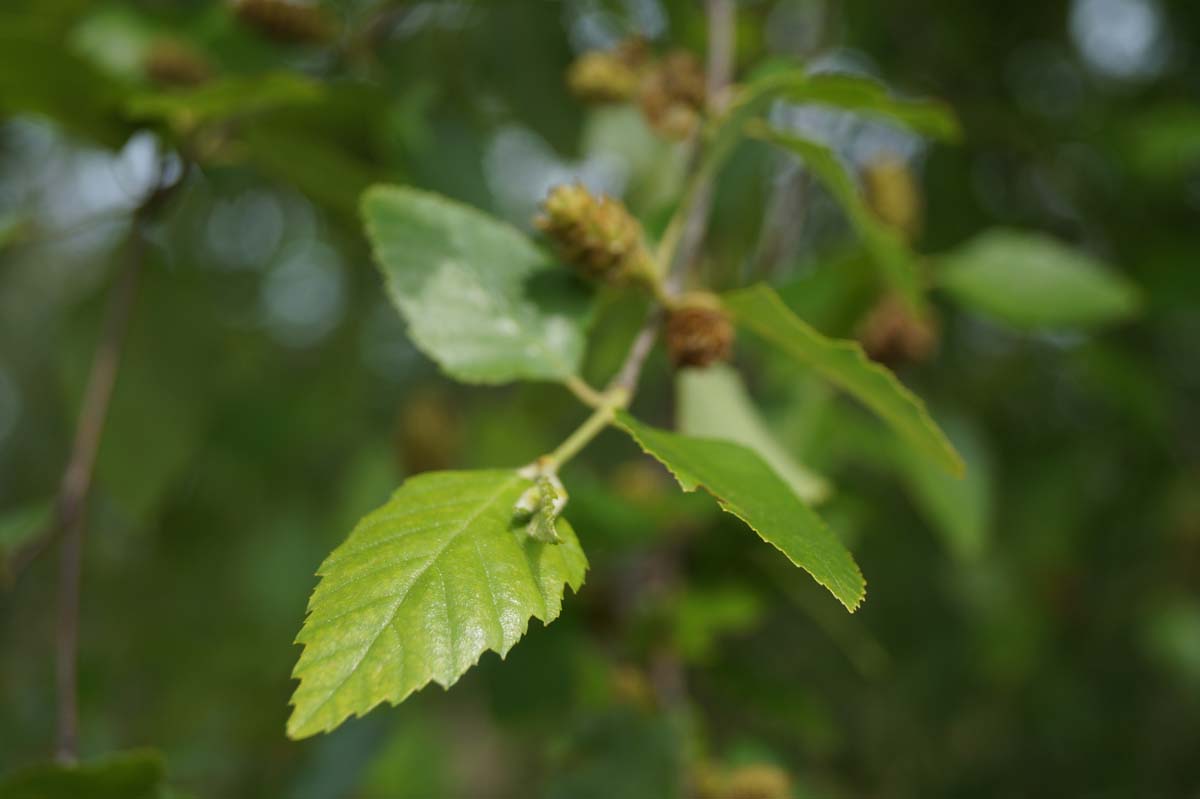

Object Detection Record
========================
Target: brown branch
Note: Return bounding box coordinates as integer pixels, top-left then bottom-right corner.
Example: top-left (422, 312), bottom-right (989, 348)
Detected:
top-left (666, 0), bottom-right (737, 292)
top-left (608, 308), bottom-right (662, 395)
top-left (50, 166), bottom-right (177, 763)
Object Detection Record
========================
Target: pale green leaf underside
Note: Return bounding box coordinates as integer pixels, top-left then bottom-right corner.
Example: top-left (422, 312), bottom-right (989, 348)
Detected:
top-left (615, 412), bottom-right (864, 612)
top-left (935, 228), bottom-right (1141, 329)
top-left (676, 364), bottom-right (831, 504)
top-left (362, 185), bottom-right (592, 384)
top-left (288, 470), bottom-right (587, 739)
top-left (752, 126), bottom-right (926, 312)
top-left (723, 284), bottom-right (964, 477)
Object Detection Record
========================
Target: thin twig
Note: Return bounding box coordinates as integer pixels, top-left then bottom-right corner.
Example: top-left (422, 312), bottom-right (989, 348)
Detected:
top-left (665, 0), bottom-right (737, 292)
top-left (608, 308), bottom-right (661, 395)
top-left (51, 165), bottom-right (175, 763)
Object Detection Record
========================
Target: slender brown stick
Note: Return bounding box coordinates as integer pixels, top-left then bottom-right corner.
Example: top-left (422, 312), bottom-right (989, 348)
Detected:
top-left (609, 309), bottom-right (661, 395)
top-left (51, 164), bottom-right (177, 762)
top-left (665, 0), bottom-right (737, 292)
top-left (54, 225), bottom-right (145, 763)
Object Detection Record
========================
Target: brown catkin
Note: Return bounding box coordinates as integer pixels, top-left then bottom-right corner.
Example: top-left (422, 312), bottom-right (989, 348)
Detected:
top-left (143, 40), bottom-right (214, 87)
top-left (665, 295), bottom-right (734, 368)
top-left (638, 49), bottom-right (706, 140)
top-left (535, 183), bottom-right (653, 284)
top-left (857, 292), bottom-right (940, 366)
top-left (231, 0), bottom-right (334, 44)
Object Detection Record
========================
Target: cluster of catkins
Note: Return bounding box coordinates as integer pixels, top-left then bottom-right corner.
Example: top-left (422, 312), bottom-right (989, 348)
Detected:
top-left (537, 184), bottom-right (734, 369)
top-left (567, 39), bottom-right (707, 140)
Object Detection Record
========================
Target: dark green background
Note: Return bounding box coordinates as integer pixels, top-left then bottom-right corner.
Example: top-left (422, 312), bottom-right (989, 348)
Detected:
top-left (1, 1), bottom-right (1197, 796)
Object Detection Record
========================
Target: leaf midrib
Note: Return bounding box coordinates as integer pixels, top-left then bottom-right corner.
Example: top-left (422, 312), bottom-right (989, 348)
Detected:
top-left (291, 472), bottom-right (523, 732)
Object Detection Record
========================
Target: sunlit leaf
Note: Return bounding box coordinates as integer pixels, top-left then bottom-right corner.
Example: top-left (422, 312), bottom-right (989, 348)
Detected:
top-left (288, 470), bottom-right (588, 738)
top-left (677, 364), bottom-right (830, 503)
top-left (935, 228), bottom-right (1141, 329)
top-left (723, 284), bottom-right (963, 477)
top-left (615, 412), bottom-right (865, 612)
top-left (362, 186), bottom-right (594, 384)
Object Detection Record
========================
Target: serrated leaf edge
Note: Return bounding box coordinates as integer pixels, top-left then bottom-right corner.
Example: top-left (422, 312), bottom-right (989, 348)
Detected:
top-left (286, 471), bottom-right (586, 738)
top-left (725, 284), bottom-right (965, 478)
top-left (614, 414), bottom-right (865, 612)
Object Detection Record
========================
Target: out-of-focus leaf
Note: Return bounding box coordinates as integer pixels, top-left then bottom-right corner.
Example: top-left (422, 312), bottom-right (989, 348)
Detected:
top-left (893, 415), bottom-right (993, 561)
top-left (752, 125), bottom-right (926, 311)
top-left (704, 68), bottom-right (959, 182)
top-left (615, 412), bottom-right (865, 612)
top-left (935, 229), bottom-right (1141, 329)
top-left (676, 364), bottom-right (830, 504)
top-left (0, 749), bottom-right (166, 799)
top-left (125, 72), bottom-right (321, 129)
top-left (543, 708), bottom-right (683, 799)
top-left (241, 124), bottom-right (376, 218)
top-left (669, 583), bottom-right (764, 662)
top-left (0, 29), bottom-right (130, 146)
top-left (288, 470), bottom-right (588, 738)
top-left (724, 284), bottom-right (963, 476)
top-left (1123, 104), bottom-right (1200, 181)
top-left (361, 186), bottom-right (594, 384)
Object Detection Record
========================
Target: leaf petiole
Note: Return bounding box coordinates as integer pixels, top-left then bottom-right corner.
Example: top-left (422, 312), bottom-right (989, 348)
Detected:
top-left (540, 386), bottom-right (631, 473)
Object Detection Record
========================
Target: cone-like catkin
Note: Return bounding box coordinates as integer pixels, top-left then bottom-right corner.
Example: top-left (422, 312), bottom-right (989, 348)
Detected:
top-left (231, 0), bottom-right (334, 44)
top-left (665, 294), bottom-right (734, 368)
top-left (535, 184), bottom-right (654, 285)
top-left (144, 40), bottom-right (213, 87)
top-left (567, 38), bottom-right (650, 103)
top-left (639, 50), bottom-right (706, 140)
top-left (857, 292), bottom-right (939, 366)
top-left (862, 155), bottom-right (923, 240)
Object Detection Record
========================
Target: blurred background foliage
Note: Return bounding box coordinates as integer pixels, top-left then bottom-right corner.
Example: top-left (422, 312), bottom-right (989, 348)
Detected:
top-left (0, 0), bottom-right (1198, 797)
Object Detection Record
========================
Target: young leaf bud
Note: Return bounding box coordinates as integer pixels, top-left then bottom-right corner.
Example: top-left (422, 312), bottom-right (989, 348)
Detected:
top-left (862, 154), bottom-right (923, 241)
top-left (638, 50), bottom-right (706, 140)
top-left (513, 474), bottom-right (568, 544)
top-left (535, 183), bottom-right (655, 285)
top-left (143, 40), bottom-right (214, 88)
top-left (857, 292), bottom-right (940, 366)
top-left (665, 293), bottom-right (735, 368)
top-left (231, 0), bottom-right (334, 44)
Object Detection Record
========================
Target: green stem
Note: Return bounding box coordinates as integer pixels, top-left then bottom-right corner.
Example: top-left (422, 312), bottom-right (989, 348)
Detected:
top-left (543, 387), bottom-right (630, 472)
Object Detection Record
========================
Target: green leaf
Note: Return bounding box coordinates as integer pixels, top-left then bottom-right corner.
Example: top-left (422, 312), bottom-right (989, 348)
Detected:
top-left (125, 72), bottom-right (322, 130)
top-left (723, 283), bottom-right (964, 477)
top-left (615, 412), bottom-right (865, 612)
top-left (894, 415), bottom-right (992, 561)
top-left (935, 229), bottom-right (1142, 329)
top-left (752, 125), bottom-right (926, 312)
top-left (677, 364), bottom-right (831, 504)
top-left (288, 470), bottom-right (588, 738)
top-left (703, 68), bottom-right (959, 182)
top-left (0, 28), bottom-right (130, 146)
top-left (362, 186), bottom-right (593, 384)
top-left (0, 749), bottom-right (166, 799)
